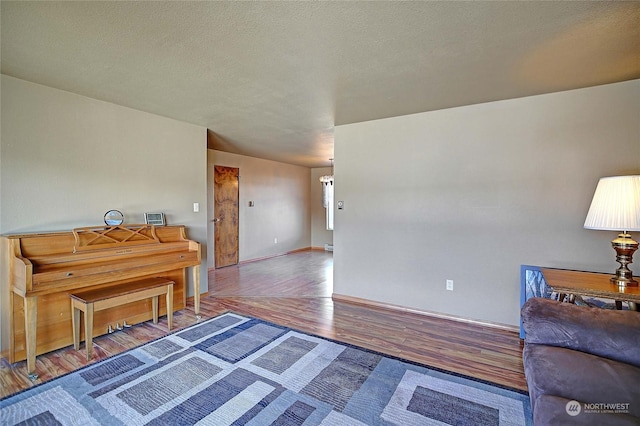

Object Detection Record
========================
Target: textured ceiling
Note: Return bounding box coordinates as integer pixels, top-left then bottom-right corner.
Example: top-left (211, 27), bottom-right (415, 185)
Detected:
top-left (2, 1), bottom-right (639, 167)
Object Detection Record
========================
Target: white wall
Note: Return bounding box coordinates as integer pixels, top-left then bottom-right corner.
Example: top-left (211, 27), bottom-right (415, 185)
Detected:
top-left (311, 167), bottom-right (334, 249)
top-left (0, 75), bottom-right (208, 353)
top-left (334, 80), bottom-right (640, 327)
top-left (207, 150), bottom-right (311, 271)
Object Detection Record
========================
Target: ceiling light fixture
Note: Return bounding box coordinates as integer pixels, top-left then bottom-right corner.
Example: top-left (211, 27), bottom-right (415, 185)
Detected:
top-left (320, 158), bottom-right (334, 208)
top-left (319, 158), bottom-right (334, 184)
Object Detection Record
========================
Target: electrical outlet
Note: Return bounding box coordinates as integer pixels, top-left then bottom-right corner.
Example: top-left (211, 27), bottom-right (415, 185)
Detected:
top-left (193, 202), bottom-right (199, 212)
top-left (274, 237), bottom-right (278, 244)
top-left (446, 279), bottom-right (454, 291)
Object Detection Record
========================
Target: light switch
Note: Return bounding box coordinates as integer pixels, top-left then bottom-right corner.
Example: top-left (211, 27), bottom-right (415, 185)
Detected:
top-left (337, 200), bottom-right (344, 210)
top-left (193, 202), bottom-right (199, 212)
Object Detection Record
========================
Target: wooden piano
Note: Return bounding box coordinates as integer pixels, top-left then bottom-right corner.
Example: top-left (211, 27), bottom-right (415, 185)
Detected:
top-left (4, 224), bottom-right (201, 375)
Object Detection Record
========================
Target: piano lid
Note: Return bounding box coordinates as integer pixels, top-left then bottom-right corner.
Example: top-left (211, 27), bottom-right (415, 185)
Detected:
top-left (73, 224), bottom-right (160, 253)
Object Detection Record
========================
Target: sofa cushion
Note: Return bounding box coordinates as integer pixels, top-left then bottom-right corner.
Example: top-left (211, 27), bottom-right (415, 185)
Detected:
top-left (521, 298), bottom-right (640, 368)
top-left (523, 343), bottom-right (640, 418)
top-left (534, 395), bottom-right (640, 426)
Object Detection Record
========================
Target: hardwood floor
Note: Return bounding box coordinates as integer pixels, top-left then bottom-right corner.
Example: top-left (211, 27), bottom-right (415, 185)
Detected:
top-left (0, 250), bottom-right (527, 398)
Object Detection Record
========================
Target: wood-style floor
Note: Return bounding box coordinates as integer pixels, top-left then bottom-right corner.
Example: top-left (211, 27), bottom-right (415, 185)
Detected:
top-left (0, 250), bottom-right (527, 399)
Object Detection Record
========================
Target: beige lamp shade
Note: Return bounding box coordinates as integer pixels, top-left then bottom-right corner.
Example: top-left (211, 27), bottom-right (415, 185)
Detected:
top-left (584, 175), bottom-right (640, 232)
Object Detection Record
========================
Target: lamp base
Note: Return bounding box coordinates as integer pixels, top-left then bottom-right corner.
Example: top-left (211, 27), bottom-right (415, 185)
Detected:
top-left (610, 276), bottom-right (638, 287)
top-left (610, 232), bottom-right (639, 288)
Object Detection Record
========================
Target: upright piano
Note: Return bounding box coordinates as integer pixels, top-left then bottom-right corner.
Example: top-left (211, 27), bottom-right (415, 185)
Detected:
top-left (4, 224), bottom-right (201, 374)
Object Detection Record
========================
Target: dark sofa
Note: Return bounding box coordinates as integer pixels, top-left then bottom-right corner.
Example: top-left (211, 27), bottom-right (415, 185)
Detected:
top-left (521, 297), bottom-right (640, 425)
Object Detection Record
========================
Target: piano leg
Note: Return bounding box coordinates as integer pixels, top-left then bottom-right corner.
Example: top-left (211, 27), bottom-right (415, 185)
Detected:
top-left (193, 265), bottom-right (201, 315)
top-left (152, 296), bottom-right (159, 324)
top-left (84, 303), bottom-right (94, 360)
top-left (72, 299), bottom-right (80, 350)
top-left (24, 295), bottom-right (37, 378)
top-left (167, 283), bottom-right (174, 330)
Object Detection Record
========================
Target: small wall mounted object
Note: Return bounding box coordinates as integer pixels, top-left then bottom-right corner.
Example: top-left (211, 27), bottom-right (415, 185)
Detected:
top-left (584, 175), bottom-right (640, 287)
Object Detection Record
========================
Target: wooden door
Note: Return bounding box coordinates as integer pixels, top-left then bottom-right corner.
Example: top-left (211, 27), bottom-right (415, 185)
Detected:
top-left (214, 165), bottom-right (239, 268)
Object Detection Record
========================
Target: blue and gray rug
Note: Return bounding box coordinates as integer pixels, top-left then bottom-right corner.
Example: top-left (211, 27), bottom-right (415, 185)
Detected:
top-left (1, 313), bottom-right (532, 425)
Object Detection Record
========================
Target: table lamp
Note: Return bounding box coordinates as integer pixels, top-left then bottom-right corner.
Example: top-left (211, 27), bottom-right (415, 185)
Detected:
top-left (584, 175), bottom-right (640, 287)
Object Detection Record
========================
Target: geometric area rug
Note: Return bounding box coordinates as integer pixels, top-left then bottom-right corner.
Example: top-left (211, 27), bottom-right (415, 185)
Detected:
top-left (1, 313), bottom-right (532, 425)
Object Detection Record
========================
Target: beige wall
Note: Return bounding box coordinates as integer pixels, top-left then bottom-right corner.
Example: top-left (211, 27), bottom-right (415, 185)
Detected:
top-left (334, 80), bottom-right (640, 327)
top-left (207, 150), bottom-right (311, 273)
top-left (311, 167), bottom-right (334, 249)
top-left (0, 75), bottom-right (208, 353)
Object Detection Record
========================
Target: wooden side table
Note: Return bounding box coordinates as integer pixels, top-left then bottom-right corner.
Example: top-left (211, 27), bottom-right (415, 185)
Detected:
top-left (541, 268), bottom-right (640, 311)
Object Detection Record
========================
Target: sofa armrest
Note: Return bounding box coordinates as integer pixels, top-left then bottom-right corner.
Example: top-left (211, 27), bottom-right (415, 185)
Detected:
top-left (521, 297), bottom-right (640, 367)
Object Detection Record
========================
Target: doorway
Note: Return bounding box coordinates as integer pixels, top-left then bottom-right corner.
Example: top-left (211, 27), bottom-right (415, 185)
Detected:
top-left (213, 165), bottom-right (239, 268)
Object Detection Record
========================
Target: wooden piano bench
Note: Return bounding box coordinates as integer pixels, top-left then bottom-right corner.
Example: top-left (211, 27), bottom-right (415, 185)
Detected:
top-left (70, 277), bottom-right (174, 360)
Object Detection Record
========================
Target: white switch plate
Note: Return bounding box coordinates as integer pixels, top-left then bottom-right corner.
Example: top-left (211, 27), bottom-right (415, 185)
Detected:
top-left (193, 202), bottom-right (199, 212)
top-left (446, 280), bottom-right (454, 291)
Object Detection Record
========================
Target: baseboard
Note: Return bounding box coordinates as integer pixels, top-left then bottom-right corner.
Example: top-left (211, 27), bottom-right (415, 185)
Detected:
top-left (233, 247), bottom-right (315, 266)
top-left (287, 246), bottom-right (315, 254)
top-left (332, 293), bottom-right (519, 332)
top-left (207, 247), bottom-right (333, 271)
top-left (240, 247), bottom-right (314, 264)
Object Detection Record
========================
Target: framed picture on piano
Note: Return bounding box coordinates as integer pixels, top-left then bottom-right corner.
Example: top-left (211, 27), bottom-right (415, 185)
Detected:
top-left (144, 212), bottom-right (165, 226)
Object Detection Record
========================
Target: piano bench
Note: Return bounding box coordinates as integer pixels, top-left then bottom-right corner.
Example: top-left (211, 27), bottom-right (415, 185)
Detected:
top-left (70, 277), bottom-right (174, 360)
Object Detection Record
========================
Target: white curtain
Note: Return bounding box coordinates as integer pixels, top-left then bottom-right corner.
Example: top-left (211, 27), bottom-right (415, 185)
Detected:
top-left (322, 180), bottom-right (333, 208)
top-left (322, 180), bottom-right (334, 230)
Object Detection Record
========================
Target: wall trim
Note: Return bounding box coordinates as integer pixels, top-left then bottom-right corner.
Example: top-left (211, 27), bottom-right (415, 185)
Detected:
top-left (237, 247), bottom-right (313, 265)
top-left (208, 247), bottom-right (324, 271)
top-left (332, 293), bottom-right (519, 333)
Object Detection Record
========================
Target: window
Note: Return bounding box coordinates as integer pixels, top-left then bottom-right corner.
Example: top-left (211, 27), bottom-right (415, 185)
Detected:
top-left (325, 181), bottom-right (334, 230)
